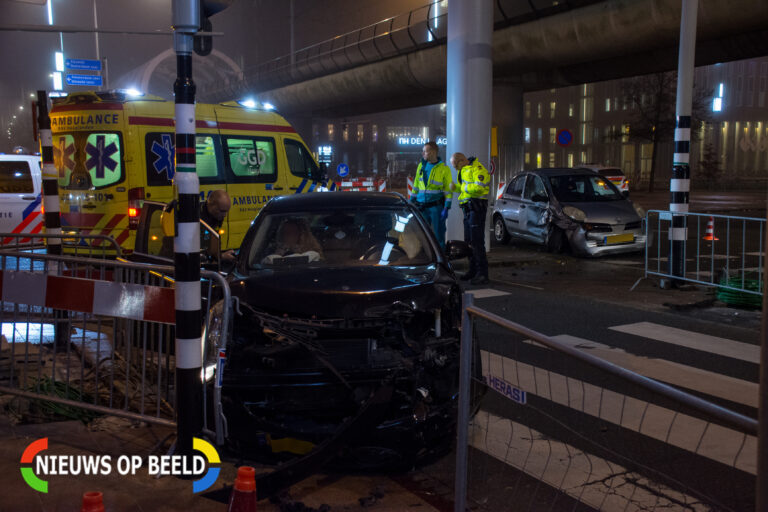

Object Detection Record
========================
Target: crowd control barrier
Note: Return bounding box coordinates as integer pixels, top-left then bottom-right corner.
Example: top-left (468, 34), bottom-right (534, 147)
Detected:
top-left (643, 210), bottom-right (765, 299)
top-left (0, 249), bottom-right (232, 446)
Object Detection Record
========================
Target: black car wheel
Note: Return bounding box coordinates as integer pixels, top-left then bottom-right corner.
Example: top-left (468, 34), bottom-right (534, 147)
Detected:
top-left (493, 215), bottom-right (510, 244)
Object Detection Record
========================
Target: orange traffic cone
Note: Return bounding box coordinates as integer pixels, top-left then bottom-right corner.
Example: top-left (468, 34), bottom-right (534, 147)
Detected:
top-left (703, 216), bottom-right (718, 241)
top-left (228, 466), bottom-right (258, 512)
top-left (81, 491), bottom-right (105, 512)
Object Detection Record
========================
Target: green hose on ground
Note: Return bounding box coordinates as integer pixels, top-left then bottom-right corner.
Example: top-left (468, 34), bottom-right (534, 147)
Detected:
top-left (716, 272), bottom-right (762, 309)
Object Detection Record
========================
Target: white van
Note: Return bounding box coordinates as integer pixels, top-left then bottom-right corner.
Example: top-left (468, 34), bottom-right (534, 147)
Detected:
top-left (0, 154), bottom-right (43, 243)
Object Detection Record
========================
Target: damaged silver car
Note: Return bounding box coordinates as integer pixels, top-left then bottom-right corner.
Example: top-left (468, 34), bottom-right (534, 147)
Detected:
top-left (493, 168), bottom-right (646, 256)
top-left (212, 192), bottom-right (472, 472)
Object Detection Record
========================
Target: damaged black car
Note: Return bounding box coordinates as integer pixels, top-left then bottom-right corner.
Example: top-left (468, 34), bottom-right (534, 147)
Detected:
top-left (208, 192), bottom-right (470, 470)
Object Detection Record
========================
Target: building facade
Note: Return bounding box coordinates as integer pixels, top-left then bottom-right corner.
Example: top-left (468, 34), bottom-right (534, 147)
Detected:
top-left (310, 56), bottom-right (768, 191)
top-left (523, 56), bottom-right (768, 189)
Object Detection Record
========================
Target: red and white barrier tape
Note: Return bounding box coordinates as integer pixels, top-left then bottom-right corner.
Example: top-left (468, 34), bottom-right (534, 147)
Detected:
top-left (0, 270), bottom-right (175, 324)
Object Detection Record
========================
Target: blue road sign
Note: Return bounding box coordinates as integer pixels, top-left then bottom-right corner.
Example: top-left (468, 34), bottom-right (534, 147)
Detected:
top-left (556, 129), bottom-right (574, 147)
top-left (66, 74), bottom-right (103, 87)
top-left (337, 163), bottom-right (349, 177)
top-left (66, 58), bottom-right (102, 71)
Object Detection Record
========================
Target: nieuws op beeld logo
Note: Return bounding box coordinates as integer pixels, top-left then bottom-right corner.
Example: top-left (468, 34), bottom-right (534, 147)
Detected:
top-left (20, 437), bottom-right (220, 493)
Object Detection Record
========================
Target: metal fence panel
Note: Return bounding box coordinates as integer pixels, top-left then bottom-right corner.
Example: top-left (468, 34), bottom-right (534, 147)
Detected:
top-left (0, 249), bottom-right (232, 446)
top-left (644, 210), bottom-right (765, 298)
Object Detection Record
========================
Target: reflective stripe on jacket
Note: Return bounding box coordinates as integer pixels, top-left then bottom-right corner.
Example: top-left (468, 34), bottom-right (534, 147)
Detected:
top-left (412, 159), bottom-right (454, 207)
top-left (458, 158), bottom-right (491, 204)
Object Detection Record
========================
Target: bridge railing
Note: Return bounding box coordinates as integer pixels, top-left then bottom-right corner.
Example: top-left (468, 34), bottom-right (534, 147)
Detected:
top-left (203, 0), bottom-right (606, 101)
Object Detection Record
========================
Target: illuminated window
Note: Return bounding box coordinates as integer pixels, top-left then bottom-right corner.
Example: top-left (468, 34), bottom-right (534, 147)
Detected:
top-left (549, 153), bottom-right (555, 167)
top-left (525, 152), bottom-right (530, 164)
top-left (372, 124), bottom-right (378, 142)
top-left (357, 124), bottom-right (364, 142)
top-left (605, 98), bottom-right (611, 112)
top-left (537, 102), bottom-right (542, 119)
top-left (621, 124), bottom-right (630, 143)
top-left (549, 128), bottom-right (556, 144)
top-left (536, 152), bottom-right (542, 168)
top-left (342, 124), bottom-right (349, 142)
top-left (327, 123), bottom-right (335, 141)
top-left (525, 101), bottom-right (531, 118)
top-left (568, 104), bottom-right (574, 117)
top-left (713, 83), bottom-right (724, 112)
top-left (567, 153), bottom-right (574, 167)
top-left (550, 102), bottom-right (556, 118)
top-left (524, 127), bottom-right (530, 143)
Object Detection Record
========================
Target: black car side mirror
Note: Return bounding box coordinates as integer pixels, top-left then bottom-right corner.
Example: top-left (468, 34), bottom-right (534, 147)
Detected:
top-left (445, 240), bottom-right (472, 260)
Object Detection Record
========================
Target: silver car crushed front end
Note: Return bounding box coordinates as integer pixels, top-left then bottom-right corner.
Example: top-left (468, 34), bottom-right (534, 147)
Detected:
top-left (567, 220), bottom-right (646, 257)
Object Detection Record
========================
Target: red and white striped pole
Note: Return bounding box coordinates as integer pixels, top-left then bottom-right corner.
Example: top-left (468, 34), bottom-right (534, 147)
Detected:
top-left (172, 0), bottom-right (202, 458)
top-left (36, 91), bottom-right (61, 256)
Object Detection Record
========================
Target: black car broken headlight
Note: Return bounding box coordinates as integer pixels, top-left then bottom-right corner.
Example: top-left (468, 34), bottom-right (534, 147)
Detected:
top-left (202, 299), bottom-right (226, 383)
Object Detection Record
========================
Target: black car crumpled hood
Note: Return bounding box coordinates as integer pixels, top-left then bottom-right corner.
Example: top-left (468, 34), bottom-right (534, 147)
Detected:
top-left (230, 264), bottom-right (453, 318)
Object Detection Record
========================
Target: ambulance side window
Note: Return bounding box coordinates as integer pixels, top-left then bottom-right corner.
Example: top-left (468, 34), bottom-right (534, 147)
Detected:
top-left (284, 139), bottom-right (318, 179)
top-left (145, 133), bottom-right (223, 185)
top-left (196, 134), bottom-right (223, 184)
top-left (223, 136), bottom-right (277, 183)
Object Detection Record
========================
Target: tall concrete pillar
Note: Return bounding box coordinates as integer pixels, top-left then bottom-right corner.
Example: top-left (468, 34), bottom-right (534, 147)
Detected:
top-left (445, 0), bottom-right (493, 242)
top-left (492, 84), bottom-right (525, 190)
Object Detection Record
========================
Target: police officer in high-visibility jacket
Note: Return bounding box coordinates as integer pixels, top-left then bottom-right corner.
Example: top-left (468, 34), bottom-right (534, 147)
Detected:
top-left (410, 141), bottom-right (454, 249)
top-left (451, 152), bottom-right (490, 284)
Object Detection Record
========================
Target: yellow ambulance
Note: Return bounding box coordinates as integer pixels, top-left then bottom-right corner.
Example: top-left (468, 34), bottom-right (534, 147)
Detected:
top-left (49, 90), bottom-right (324, 253)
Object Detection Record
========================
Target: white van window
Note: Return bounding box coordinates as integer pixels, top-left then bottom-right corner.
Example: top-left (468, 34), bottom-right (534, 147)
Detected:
top-left (284, 139), bottom-right (318, 179)
top-left (85, 133), bottom-right (123, 188)
top-left (0, 161), bottom-right (34, 193)
top-left (224, 136), bottom-right (277, 182)
top-left (53, 134), bottom-right (76, 187)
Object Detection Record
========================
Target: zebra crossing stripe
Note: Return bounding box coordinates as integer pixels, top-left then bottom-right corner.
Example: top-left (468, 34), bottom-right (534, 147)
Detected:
top-left (608, 322), bottom-right (760, 364)
top-left (479, 349), bottom-right (757, 475)
top-left (539, 334), bottom-right (758, 408)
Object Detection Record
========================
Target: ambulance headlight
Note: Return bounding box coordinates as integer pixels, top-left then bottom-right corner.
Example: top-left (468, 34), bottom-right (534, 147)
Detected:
top-left (124, 88), bottom-right (144, 97)
top-left (262, 102), bottom-right (275, 111)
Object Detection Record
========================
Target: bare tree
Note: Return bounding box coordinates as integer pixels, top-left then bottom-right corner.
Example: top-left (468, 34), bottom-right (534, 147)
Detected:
top-left (618, 72), bottom-right (711, 192)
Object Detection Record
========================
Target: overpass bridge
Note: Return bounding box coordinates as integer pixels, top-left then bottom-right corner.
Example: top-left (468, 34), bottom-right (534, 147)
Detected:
top-left (199, 0), bottom-right (768, 118)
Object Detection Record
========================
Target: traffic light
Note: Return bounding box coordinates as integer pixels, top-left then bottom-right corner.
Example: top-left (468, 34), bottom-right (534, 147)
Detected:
top-left (194, 0), bottom-right (234, 56)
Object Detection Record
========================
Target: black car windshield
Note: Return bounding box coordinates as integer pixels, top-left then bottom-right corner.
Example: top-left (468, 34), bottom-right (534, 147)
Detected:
top-left (548, 174), bottom-right (623, 202)
top-left (246, 208), bottom-right (434, 269)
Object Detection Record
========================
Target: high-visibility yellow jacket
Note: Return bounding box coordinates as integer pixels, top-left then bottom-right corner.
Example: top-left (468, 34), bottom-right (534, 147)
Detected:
top-left (412, 158), bottom-right (453, 208)
top-left (458, 158), bottom-right (491, 204)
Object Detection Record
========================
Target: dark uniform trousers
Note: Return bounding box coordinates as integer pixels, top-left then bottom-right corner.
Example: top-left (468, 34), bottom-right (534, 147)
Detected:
top-left (462, 198), bottom-right (489, 278)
